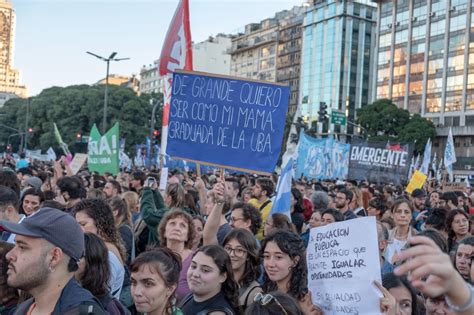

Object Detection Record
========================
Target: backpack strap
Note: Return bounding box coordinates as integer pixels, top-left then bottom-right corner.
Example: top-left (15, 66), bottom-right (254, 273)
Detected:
top-left (243, 282), bottom-right (261, 306)
top-left (196, 307), bottom-right (234, 315)
top-left (259, 200), bottom-right (271, 212)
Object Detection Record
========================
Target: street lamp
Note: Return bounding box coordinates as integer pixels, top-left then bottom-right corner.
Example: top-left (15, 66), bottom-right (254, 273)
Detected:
top-left (86, 51), bottom-right (130, 133)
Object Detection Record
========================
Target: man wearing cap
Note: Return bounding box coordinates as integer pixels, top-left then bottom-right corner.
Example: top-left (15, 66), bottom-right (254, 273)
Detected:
top-left (0, 207), bottom-right (106, 314)
top-left (411, 188), bottom-right (428, 231)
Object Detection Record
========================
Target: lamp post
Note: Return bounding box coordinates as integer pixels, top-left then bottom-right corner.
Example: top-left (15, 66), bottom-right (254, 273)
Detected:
top-left (86, 51), bottom-right (130, 133)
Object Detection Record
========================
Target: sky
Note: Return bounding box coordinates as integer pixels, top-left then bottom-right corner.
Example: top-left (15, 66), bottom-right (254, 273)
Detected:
top-left (11, 0), bottom-right (305, 96)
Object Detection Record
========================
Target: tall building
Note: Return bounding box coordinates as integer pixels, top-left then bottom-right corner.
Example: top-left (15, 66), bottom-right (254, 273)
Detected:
top-left (277, 7), bottom-right (305, 115)
top-left (300, 0), bottom-right (377, 133)
top-left (140, 60), bottom-right (163, 95)
top-left (0, 0), bottom-right (27, 106)
top-left (230, 6), bottom-right (304, 114)
top-left (374, 0), bottom-right (474, 173)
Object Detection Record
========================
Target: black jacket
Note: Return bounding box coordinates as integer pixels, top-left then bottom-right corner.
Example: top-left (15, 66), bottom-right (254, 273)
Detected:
top-left (14, 278), bottom-right (106, 315)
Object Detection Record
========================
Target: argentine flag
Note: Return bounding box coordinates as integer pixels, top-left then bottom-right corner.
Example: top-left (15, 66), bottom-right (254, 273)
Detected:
top-left (420, 138), bottom-right (431, 175)
top-left (444, 128), bottom-right (457, 182)
top-left (269, 157), bottom-right (294, 221)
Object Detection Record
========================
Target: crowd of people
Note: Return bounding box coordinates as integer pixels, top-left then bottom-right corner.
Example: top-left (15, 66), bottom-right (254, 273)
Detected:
top-left (0, 155), bottom-right (473, 314)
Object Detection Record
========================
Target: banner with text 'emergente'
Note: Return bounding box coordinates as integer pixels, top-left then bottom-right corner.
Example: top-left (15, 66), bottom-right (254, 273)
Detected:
top-left (87, 123), bottom-right (119, 175)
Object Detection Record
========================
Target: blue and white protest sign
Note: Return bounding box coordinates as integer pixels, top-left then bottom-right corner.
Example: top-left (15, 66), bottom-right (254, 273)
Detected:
top-left (167, 70), bottom-right (290, 174)
top-left (296, 133), bottom-right (349, 180)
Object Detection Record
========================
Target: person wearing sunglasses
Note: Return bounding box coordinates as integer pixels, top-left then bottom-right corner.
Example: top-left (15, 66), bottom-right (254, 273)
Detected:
top-left (245, 291), bottom-right (304, 315)
top-left (222, 228), bottom-right (262, 311)
top-left (260, 230), bottom-right (322, 315)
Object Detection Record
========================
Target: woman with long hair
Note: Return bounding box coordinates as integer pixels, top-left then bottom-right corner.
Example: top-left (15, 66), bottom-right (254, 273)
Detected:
top-left (75, 233), bottom-right (129, 314)
top-left (158, 209), bottom-right (196, 303)
top-left (130, 248), bottom-right (183, 315)
top-left (74, 198), bottom-right (126, 299)
top-left (446, 209), bottom-right (471, 253)
top-left (260, 230), bottom-right (322, 314)
top-left (222, 229), bottom-right (262, 310)
top-left (384, 199), bottom-right (417, 265)
top-left (108, 196), bottom-right (133, 265)
top-left (179, 245), bottom-right (239, 314)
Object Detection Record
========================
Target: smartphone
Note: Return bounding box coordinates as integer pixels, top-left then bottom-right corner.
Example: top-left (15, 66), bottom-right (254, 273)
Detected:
top-left (145, 176), bottom-right (157, 187)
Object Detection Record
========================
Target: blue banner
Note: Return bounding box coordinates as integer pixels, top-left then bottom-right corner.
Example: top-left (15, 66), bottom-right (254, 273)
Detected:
top-left (167, 70), bottom-right (290, 174)
top-left (296, 133), bottom-right (350, 180)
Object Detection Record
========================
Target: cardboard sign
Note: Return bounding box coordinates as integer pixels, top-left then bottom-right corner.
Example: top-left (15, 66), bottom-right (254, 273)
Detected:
top-left (442, 182), bottom-right (467, 192)
top-left (166, 70), bottom-right (290, 175)
top-left (406, 170), bottom-right (428, 194)
top-left (69, 154), bottom-right (88, 175)
top-left (307, 217), bottom-right (382, 314)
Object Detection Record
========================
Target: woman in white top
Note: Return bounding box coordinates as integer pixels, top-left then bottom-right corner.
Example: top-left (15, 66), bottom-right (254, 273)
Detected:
top-left (384, 198), bottom-right (417, 265)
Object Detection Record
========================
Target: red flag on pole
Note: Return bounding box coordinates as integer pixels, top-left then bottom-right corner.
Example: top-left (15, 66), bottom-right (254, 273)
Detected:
top-left (159, 0), bottom-right (193, 159)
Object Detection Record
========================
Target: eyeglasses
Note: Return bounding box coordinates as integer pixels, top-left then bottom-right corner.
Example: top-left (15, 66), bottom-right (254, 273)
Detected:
top-left (253, 293), bottom-right (288, 315)
top-left (224, 246), bottom-right (247, 257)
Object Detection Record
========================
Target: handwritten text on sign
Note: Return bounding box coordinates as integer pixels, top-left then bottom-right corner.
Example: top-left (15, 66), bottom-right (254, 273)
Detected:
top-left (167, 71), bottom-right (290, 174)
top-left (307, 217), bottom-right (382, 315)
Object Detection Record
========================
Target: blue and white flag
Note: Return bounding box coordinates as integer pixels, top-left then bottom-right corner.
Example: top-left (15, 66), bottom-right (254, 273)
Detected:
top-left (420, 138), bottom-right (431, 175)
top-left (269, 157), bottom-right (294, 221)
top-left (444, 128), bottom-right (457, 182)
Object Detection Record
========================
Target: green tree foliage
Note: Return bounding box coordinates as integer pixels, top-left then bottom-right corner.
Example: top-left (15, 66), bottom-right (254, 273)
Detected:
top-left (356, 99), bottom-right (436, 153)
top-left (0, 85), bottom-right (163, 154)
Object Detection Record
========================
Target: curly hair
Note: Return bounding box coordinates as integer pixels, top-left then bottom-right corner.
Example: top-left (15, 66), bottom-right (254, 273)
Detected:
top-left (131, 248), bottom-right (182, 314)
top-left (73, 198), bottom-right (126, 262)
top-left (447, 209), bottom-right (471, 252)
top-left (158, 209), bottom-right (196, 249)
top-left (57, 176), bottom-right (85, 199)
top-left (260, 230), bottom-right (308, 301)
top-left (193, 245), bottom-right (239, 310)
top-left (223, 228), bottom-right (261, 288)
top-left (231, 202), bottom-right (262, 234)
top-left (78, 233), bottom-right (110, 299)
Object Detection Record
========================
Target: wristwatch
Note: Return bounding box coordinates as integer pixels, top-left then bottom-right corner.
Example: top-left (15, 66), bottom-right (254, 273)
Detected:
top-left (445, 284), bottom-right (474, 312)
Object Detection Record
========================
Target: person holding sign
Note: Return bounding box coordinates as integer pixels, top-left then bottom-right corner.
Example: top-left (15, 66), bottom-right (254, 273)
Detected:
top-left (261, 230), bottom-right (322, 315)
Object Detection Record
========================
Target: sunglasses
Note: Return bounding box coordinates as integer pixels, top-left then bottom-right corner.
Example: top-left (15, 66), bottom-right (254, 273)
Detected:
top-left (253, 293), bottom-right (288, 315)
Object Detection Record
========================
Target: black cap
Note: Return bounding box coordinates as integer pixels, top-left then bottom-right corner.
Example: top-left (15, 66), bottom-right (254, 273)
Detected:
top-left (411, 188), bottom-right (427, 198)
top-left (0, 207), bottom-right (84, 262)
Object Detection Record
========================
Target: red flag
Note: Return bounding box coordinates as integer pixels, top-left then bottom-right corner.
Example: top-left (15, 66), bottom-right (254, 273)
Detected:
top-left (158, 0), bottom-right (193, 159)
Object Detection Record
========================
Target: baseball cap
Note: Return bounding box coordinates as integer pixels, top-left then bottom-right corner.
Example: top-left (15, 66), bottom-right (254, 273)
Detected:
top-left (0, 207), bottom-right (84, 262)
top-left (25, 176), bottom-right (43, 190)
top-left (411, 188), bottom-right (427, 198)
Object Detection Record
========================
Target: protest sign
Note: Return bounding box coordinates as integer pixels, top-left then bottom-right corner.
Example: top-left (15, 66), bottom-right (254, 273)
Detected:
top-left (348, 139), bottom-right (413, 185)
top-left (307, 217), bottom-right (382, 315)
top-left (296, 133), bottom-right (350, 180)
top-left (87, 123), bottom-right (119, 175)
top-left (166, 70), bottom-right (290, 174)
top-left (69, 153), bottom-right (88, 175)
top-left (406, 170), bottom-right (427, 194)
top-left (442, 182), bottom-right (467, 192)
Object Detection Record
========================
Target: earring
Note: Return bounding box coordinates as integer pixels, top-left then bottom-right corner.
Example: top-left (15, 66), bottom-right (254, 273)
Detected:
top-left (48, 265), bottom-right (55, 273)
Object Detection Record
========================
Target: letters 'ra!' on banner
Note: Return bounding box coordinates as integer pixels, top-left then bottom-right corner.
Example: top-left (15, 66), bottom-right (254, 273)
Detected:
top-left (307, 217), bottom-right (382, 315)
top-left (88, 123), bottom-right (120, 175)
top-left (166, 70), bottom-right (290, 175)
top-left (348, 139), bottom-right (414, 185)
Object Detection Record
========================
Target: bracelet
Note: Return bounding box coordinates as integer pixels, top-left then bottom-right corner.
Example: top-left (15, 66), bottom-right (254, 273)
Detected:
top-left (445, 284), bottom-right (474, 312)
top-left (214, 199), bottom-right (225, 205)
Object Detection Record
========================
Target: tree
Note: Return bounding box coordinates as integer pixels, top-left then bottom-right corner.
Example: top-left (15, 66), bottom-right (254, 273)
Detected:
top-left (356, 99), bottom-right (410, 141)
top-left (0, 84), bottom-right (163, 154)
top-left (356, 99), bottom-right (437, 154)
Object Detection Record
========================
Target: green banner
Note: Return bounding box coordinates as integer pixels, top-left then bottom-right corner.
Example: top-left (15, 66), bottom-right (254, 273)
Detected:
top-left (87, 122), bottom-right (119, 175)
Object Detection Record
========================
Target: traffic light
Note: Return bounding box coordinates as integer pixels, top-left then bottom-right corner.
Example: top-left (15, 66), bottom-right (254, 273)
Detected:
top-left (318, 102), bottom-right (328, 122)
top-left (27, 127), bottom-right (33, 133)
top-left (76, 133), bottom-right (82, 140)
top-left (152, 130), bottom-right (160, 146)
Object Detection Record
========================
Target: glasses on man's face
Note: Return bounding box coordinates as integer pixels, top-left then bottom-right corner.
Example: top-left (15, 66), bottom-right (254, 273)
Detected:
top-left (253, 293), bottom-right (288, 315)
top-left (224, 246), bottom-right (247, 257)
